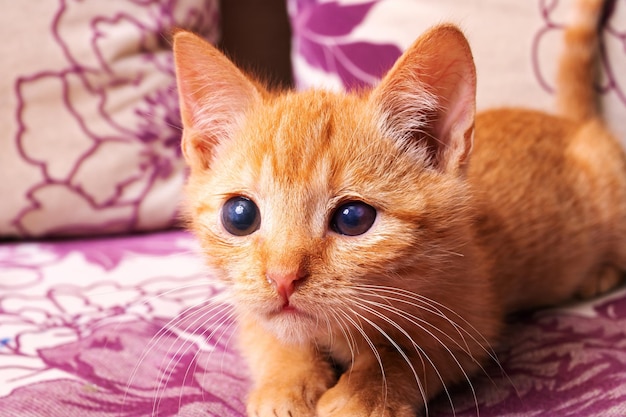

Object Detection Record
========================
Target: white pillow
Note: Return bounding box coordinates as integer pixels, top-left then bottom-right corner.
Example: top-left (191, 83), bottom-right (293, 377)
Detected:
top-left (0, 0), bottom-right (220, 237)
top-left (288, 0), bottom-right (626, 146)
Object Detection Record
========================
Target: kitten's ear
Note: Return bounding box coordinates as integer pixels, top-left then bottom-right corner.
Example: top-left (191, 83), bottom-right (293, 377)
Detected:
top-left (371, 25), bottom-right (476, 174)
top-left (173, 31), bottom-right (262, 170)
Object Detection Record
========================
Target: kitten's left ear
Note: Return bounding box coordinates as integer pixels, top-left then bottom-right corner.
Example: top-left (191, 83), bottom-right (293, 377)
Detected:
top-left (371, 24), bottom-right (476, 174)
top-left (173, 31), bottom-right (262, 171)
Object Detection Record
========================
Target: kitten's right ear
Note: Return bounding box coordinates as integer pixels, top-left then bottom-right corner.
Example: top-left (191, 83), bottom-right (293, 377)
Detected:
top-left (370, 25), bottom-right (476, 174)
top-left (173, 31), bottom-right (262, 170)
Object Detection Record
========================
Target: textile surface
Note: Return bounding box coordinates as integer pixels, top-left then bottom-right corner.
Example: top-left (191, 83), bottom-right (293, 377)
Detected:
top-left (2, 231), bottom-right (626, 416)
top-left (0, 0), bottom-right (219, 237)
top-left (287, 0), bottom-right (626, 145)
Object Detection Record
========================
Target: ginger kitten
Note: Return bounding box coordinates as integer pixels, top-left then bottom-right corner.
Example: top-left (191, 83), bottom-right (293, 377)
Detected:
top-left (173, 0), bottom-right (626, 415)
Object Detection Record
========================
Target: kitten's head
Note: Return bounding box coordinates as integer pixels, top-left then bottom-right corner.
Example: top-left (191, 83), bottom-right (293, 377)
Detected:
top-left (173, 26), bottom-right (478, 344)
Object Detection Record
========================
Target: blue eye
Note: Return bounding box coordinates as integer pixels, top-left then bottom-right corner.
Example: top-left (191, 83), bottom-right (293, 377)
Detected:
top-left (331, 201), bottom-right (376, 236)
top-left (222, 196), bottom-right (261, 236)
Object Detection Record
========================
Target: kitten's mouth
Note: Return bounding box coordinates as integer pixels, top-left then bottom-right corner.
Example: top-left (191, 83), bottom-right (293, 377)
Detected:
top-left (269, 300), bottom-right (311, 318)
top-left (277, 303), bottom-right (302, 315)
top-left (281, 303), bottom-right (298, 313)
top-left (261, 300), bottom-right (319, 344)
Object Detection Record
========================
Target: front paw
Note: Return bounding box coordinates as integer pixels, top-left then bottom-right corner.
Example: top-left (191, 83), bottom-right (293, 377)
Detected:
top-left (317, 373), bottom-right (418, 417)
top-left (246, 372), bottom-right (332, 417)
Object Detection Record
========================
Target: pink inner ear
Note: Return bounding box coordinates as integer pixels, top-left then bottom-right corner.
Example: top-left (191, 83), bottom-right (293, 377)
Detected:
top-left (434, 71), bottom-right (476, 170)
top-left (173, 31), bottom-right (261, 170)
top-left (371, 25), bottom-right (477, 173)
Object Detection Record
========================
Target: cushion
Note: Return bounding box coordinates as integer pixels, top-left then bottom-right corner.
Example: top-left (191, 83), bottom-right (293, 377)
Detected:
top-left (287, 0), bottom-right (626, 145)
top-left (0, 1), bottom-right (220, 237)
top-left (1, 231), bottom-right (626, 415)
top-left (0, 231), bottom-right (248, 416)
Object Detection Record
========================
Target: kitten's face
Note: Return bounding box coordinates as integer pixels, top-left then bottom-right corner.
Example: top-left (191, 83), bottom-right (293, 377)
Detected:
top-left (174, 28), bottom-right (478, 345)
top-left (185, 91), bottom-right (473, 343)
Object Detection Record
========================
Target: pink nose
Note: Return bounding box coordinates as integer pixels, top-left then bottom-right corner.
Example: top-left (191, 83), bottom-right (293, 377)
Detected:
top-left (266, 269), bottom-right (307, 301)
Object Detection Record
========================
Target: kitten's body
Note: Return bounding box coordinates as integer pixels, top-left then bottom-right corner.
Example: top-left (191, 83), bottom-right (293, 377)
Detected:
top-left (472, 109), bottom-right (626, 312)
top-left (173, 0), bottom-right (626, 415)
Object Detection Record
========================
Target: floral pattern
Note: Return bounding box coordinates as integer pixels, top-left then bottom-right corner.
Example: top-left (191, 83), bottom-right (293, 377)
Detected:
top-left (0, 231), bottom-right (249, 417)
top-left (289, 0), bottom-right (401, 90)
top-left (1, 0), bottom-right (220, 237)
top-left (2, 231), bottom-right (626, 416)
top-left (431, 293), bottom-right (626, 416)
top-left (288, 0), bottom-right (626, 143)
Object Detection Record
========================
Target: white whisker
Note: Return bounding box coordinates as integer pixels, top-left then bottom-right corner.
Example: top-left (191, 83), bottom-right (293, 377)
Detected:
top-left (180, 309), bottom-right (237, 409)
top-left (355, 297), bottom-right (477, 417)
top-left (347, 307), bottom-right (429, 417)
top-left (352, 301), bottom-right (447, 417)
top-left (330, 309), bottom-right (358, 365)
top-left (360, 284), bottom-right (500, 364)
top-left (360, 289), bottom-right (481, 363)
top-left (354, 283), bottom-right (513, 416)
top-left (337, 310), bottom-right (389, 406)
top-left (150, 301), bottom-right (232, 416)
top-left (122, 296), bottom-right (222, 410)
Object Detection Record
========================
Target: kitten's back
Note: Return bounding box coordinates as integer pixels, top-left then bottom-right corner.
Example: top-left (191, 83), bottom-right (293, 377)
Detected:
top-left (470, 0), bottom-right (626, 312)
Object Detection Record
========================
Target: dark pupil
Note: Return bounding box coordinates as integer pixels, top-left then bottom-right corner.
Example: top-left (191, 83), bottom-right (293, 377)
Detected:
top-left (222, 197), bottom-right (260, 236)
top-left (331, 201), bottom-right (376, 236)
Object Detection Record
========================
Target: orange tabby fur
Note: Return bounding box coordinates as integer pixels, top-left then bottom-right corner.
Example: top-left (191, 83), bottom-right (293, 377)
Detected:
top-left (173, 0), bottom-right (626, 416)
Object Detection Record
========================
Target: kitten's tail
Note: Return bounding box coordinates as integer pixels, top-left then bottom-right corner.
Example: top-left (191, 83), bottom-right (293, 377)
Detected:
top-left (556, 0), bottom-right (613, 121)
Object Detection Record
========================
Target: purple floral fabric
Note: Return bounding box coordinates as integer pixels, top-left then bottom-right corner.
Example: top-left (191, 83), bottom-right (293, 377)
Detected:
top-left (430, 295), bottom-right (626, 416)
top-left (289, 0), bottom-right (401, 90)
top-left (1, 0), bottom-right (220, 238)
top-left (0, 231), bottom-right (249, 417)
top-left (2, 231), bottom-right (626, 416)
top-left (287, 0), bottom-right (626, 144)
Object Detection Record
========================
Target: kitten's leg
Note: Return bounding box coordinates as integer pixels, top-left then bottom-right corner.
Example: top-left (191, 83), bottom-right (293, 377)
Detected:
top-left (316, 345), bottom-right (435, 417)
top-left (239, 317), bottom-right (336, 417)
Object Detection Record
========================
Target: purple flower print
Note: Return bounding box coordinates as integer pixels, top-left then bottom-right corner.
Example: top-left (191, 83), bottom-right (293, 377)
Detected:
top-left (0, 231), bottom-right (248, 417)
top-left (10, 0), bottom-right (219, 237)
top-left (45, 230), bottom-right (197, 272)
top-left (291, 1), bottom-right (401, 90)
top-left (4, 230), bottom-right (626, 416)
top-left (429, 291), bottom-right (626, 417)
top-left (0, 318), bottom-right (247, 417)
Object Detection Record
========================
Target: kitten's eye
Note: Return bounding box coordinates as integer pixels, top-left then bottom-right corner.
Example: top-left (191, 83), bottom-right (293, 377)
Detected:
top-left (222, 196), bottom-right (261, 236)
top-left (330, 201), bottom-right (377, 236)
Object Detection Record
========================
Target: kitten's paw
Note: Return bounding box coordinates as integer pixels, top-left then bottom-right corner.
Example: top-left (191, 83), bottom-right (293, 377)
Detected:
top-left (246, 373), bottom-right (331, 417)
top-left (316, 375), bottom-right (417, 417)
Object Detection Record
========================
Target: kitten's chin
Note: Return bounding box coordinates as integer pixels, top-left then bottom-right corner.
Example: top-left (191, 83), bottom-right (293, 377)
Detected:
top-left (235, 297), bottom-right (322, 344)
top-left (260, 310), bottom-right (319, 345)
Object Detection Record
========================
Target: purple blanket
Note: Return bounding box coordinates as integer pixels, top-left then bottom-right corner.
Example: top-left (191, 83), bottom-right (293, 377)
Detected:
top-left (1, 231), bottom-right (625, 416)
